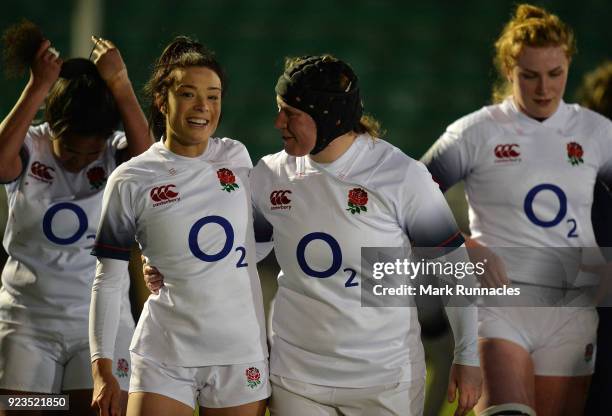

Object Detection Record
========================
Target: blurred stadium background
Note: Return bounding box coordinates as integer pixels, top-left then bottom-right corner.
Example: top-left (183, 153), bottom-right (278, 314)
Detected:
top-left (1, 1), bottom-right (610, 415)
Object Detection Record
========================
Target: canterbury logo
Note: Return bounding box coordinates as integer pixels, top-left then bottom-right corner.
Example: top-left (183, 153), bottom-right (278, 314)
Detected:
top-left (270, 190), bottom-right (292, 210)
top-left (494, 144), bottom-right (520, 159)
top-left (30, 161), bottom-right (55, 180)
top-left (270, 190), bottom-right (291, 205)
top-left (150, 184), bottom-right (179, 206)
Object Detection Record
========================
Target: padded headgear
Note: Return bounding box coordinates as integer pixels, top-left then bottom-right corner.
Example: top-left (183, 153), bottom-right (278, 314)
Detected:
top-left (275, 55), bottom-right (363, 154)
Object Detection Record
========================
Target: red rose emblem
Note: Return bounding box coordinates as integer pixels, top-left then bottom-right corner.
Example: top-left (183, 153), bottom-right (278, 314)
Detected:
top-left (116, 358), bottom-right (129, 378)
top-left (245, 366), bottom-right (262, 389)
top-left (217, 168), bottom-right (236, 184)
top-left (246, 367), bottom-right (260, 381)
top-left (348, 188), bottom-right (368, 206)
top-left (347, 188), bottom-right (368, 214)
top-left (87, 166), bottom-right (107, 189)
top-left (567, 142), bottom-right (584, 166)
top-left (217, 168), bottom-right (240, 192)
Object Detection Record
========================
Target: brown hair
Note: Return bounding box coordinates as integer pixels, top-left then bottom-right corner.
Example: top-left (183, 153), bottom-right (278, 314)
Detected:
top-left (144, 36), bottom-right (225, 140)
top-left (2, 21), bottom-right (120, 139)
top-left (577, 61), bottom-right (612, 119)
top-left (492, 4), bottom-right (576, 103)
top-left (1, 19), bottom-right (43, 78)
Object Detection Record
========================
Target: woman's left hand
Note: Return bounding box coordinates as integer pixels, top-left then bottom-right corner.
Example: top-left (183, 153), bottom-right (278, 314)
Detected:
top-left (89, 36), bottom-right (128, 90)
top-left (447, 363), bottom-right (482, 416)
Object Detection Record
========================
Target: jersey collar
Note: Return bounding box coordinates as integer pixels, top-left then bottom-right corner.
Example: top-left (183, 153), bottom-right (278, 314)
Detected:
top-left (503, 97), bottom-right (570, 133)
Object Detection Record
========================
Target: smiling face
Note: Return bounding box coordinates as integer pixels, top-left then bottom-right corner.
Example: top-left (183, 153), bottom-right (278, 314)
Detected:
top-left (51, 133), bottom-right (107, 173)
top-left (274, 96), bottom-right (317, 156)
top-left (509, 45), bottom-right (569, 119)
top-left (162, 66), bottom-right (222, 156)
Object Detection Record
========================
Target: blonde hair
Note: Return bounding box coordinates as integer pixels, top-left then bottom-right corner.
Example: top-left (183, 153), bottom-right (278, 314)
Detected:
top-left (577, 61), bottom-right (612, 119)
top-left (492, 4), bottom-right (576, 103)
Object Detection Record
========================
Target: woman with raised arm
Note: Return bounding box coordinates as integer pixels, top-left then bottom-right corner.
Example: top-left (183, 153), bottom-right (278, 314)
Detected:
top-left (0, 21), bottom-right (151, 416)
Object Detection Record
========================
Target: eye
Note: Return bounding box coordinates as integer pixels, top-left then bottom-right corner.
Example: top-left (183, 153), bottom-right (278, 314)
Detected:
top-left (180, 91), bottom-right (195, 98)
top-left (520, 72), bottom-right (537, 80)
top-left (549, 70), bottom-right (563, 78)
top-left (208, 95), bottom-right (220, 101)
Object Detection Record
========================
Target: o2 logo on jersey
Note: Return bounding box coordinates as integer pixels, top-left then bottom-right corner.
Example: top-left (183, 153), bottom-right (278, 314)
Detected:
top-left (42, 202), bottom-right (90, 245)
top-left (150, 184), bottom-right (180, 207)
top-left (188, 215), bottom-right (248, 268)
top-left (524, 183), bottom-right (578, 238)
top-left (494, 144), bottom-right (521, 163)
top-left (296, 232), bottom-right (358, 288)
top-left (29, 161), bottom-right (55, 183)
top-left (270, 190), bottom-right (292, 210)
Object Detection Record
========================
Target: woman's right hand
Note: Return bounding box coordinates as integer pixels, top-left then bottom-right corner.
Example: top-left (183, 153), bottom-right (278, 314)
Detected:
top-left (30, 40), bottom-right (62, 91)
top-left (91, 358), bottom-right (121, 416)
top-left (143, 262), bottom-right (165, 294)
top-left (465, 238), bottom-right (509, 288)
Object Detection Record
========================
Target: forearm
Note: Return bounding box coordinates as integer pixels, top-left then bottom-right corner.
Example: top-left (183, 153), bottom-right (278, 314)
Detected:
top-left (89, 258), bottom-right (127, 361)
top-left (445, 306), bottom-right (479, 366)
top-left (442, 245), bottom-right (480, 366)
top-left (0, 80), bottom-right (48, 179)
top-left (107, 76), bottom-right (152, 157)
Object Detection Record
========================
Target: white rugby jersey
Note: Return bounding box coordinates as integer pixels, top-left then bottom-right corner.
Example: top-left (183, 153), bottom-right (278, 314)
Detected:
top-left (0, 123), bottom-right (132, 331)
top-left (91, 140), bottom-right (267, 367)
top-left (251, 134), bottom-right (475, 387)
top-left (422, 98), bottom-right (612, 287)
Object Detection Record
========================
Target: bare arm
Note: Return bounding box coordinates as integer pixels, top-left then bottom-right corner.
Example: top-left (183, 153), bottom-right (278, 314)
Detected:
top-left (0, 40), bottom-right (61, 181)
top-left (90, 36), bottom-right (152, 158)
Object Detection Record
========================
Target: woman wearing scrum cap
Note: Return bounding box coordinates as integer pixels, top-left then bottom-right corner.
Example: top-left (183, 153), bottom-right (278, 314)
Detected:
top-left (0, 21), bottom-right (151, 416)
top-left (143, 54), bottom-right (482, 416)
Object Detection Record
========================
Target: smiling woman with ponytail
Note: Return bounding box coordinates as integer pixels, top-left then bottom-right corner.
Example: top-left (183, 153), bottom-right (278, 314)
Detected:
top-left (89, 36), bottom-right (269, 416)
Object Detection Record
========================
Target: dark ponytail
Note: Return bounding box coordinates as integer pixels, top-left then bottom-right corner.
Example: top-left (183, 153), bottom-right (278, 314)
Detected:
top-left (143, 36), bottom-right (225, 140)
top-left (2, 19), bottom-right (44, 78)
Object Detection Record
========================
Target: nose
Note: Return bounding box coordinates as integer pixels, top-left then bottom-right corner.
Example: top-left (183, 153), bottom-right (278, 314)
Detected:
top-left (274, 111), bottom-right (287, 130)
top-left (535, 75), bottom-right (548, 96)
top-left (194, 97), bottom-right (209, 112)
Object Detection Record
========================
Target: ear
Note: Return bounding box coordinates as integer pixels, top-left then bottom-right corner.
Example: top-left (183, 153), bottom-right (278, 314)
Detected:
top-left (154, 93), bottom-right (167, 115)
top-left (505, 66), bottom-right (514, 83)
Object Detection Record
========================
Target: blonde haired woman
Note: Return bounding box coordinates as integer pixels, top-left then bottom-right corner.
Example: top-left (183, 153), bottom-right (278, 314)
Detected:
top-left (422, 4), bottom-right (612, 416)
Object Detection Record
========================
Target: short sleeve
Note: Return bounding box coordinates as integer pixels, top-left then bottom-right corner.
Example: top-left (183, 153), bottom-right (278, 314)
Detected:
top-left (420, 129), bottom-right (472, 192)
top-left (249, 161), bottom-right (273, 243)
top-left (91, 172), bottom-right (136, 261)
top-left (596, 122), bottom-right (612, 186)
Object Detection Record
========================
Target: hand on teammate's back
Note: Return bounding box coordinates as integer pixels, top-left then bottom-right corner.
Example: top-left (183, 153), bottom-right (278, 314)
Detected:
top-left (143, 263), bottom-right (164, 294)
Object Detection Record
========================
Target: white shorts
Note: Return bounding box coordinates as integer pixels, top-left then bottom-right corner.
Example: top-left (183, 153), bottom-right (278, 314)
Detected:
top-left (0, 321), bottom-right (133, 392)
top-left (268, 374), bottom-right (425, 416)
top-left (478, 306), bottom-right (598, 376)
top-left (129, 352), bottom-right (270, 409)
